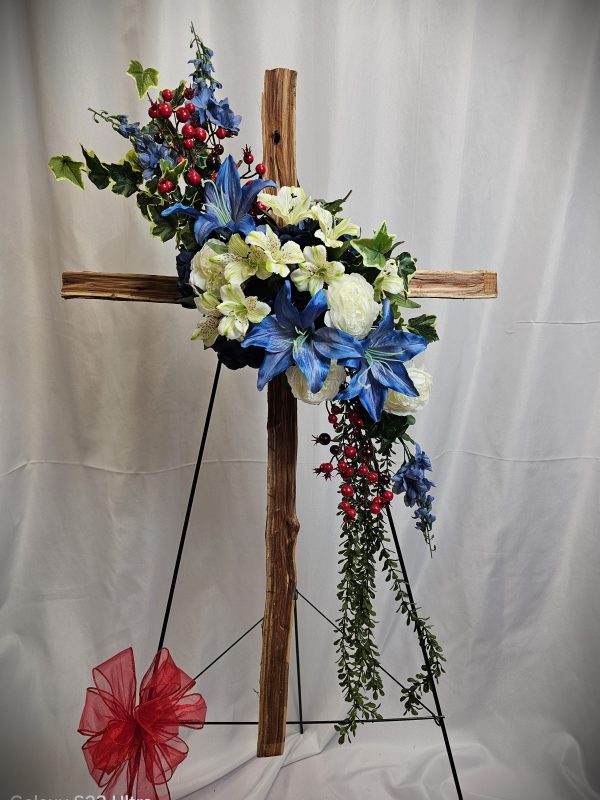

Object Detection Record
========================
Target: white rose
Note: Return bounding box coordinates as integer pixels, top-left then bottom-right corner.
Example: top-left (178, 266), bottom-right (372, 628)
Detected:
top-left (325, 273), bottom-right (381, 339)
top-left (285, 364), bottom-right (346, 405)
top-left (190, 240), bottom-right (227, 294)
top-left (384, 366), bottom-right (433, 414)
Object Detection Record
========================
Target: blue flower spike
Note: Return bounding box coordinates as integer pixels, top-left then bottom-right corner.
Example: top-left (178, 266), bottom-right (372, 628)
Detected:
top-left (161, 155), bottom-right (275, 244)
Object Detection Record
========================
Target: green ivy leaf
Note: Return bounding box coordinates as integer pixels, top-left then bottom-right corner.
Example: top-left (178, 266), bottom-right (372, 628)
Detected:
top-left (80, 146), bottom-right (110, 189)
top-left (48, 155), bottom-right (85, 189)
top-left (352, 222), bottom-right (395, 269)
top-left (126, 60), bottom-right (159, 98)
top-left (149, 205), bottom-right (177, 241)
top-left (392, 294), bottom-right (421, 310)
top-left (108, 162), bottom-right (142, 197)
top-left (321, 189), bottom-right (352, 215)
top-left (407, 313), bottom-right (439, 343)
top-left (171, 80), bottom-right (186, 106)
top-left (396, 251), bottom-right (417, 291)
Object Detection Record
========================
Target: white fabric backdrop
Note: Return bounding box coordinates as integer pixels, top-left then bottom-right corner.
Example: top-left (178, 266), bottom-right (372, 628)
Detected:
top-left (2, 0), bottom-right (600, 798)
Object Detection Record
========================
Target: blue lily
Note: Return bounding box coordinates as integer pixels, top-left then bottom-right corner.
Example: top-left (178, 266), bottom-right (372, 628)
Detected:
top-left (318, 300), bottom-right (428, 421)
top-left (162, 156), bottom-right (275, 245)
top-left (241, 281), bottom-right (359, 392)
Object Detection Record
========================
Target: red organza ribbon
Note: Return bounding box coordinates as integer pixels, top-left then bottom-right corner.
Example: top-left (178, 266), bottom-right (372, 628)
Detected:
top-left (78, 647), bottom-right (206, 800)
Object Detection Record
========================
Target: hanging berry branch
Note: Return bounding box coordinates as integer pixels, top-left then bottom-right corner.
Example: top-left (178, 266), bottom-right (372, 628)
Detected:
top-left (313, 400), bottom-right (445, 742)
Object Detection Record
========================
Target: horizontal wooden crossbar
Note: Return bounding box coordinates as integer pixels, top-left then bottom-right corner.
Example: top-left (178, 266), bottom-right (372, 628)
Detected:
top-left (61, 269), bottom-right (497, 302)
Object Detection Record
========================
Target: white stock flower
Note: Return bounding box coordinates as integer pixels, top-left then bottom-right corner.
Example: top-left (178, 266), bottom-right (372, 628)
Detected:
top-left (309, 204), bottom-right (360, 248)
top-left (191, 292), bottom-right (222, 346)
top-left (190, 239), bottom-right (227, 294)
top-left (245, 226), bottom-right (304, 277)
top-left (257, 186), bottom-right (312, 226)
top-left (290, 245), bottom-right (345, 295)
top-left (210, 233), bottom-right (269, 285)
top-left (325, 273), bottom-right (381, 338)
top-left (286, 363), bottom-right (346, 405)
top-left (216, 284), bottom-right (271, 341)
top-left (384, 366), bottom-right (433, 414)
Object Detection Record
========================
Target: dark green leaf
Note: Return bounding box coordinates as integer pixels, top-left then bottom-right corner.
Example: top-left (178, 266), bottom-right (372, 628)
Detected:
top-left (108, 162), bottom-right (142, 197)
top-left (80, 146), bottom-right (110, 189)
top-left (407, 313), bottom-right (439, 343)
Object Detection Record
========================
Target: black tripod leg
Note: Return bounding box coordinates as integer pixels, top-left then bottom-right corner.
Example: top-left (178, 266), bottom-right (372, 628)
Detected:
top-left (293, 591), bottom-right (304, 734)
top-left (386, 507), bottom-right (464, 800)
top-left (157, 360), bottom-right (222, 652)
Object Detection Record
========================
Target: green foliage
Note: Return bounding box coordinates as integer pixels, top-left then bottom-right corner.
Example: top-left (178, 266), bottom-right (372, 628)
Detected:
top-left (321, 190), bottom-right (352, 216)
top-left (390, 251), bottom-right (421, 309)
top-left (108, 162), bottom-right (142, 197)
top-left (171, 80), bottom-right (187, 106)
top-left (331, 405), bottom-right (445, 744)
top-left (396, 251), bottom-right (417, 290)
top-left (48, 155), bottom-right (85, 189)
top-left (352, 222), bottom-right (395, 269)
top-left (148, 204), bottom-right (178, 241)
top-left (80, 146), bottom-right (110, 189)
top-left (126, 60), bottom-right (159, 98)
top-left (407, 314), bottom-right (439, 343)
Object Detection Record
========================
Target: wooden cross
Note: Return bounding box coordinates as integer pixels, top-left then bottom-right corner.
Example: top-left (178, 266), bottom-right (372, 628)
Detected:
top-left (61, 68), bottom-right (496, 759)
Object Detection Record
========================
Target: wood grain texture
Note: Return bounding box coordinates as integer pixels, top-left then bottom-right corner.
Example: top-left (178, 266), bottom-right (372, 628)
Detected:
top-left (61, 269), bottom-right (497, 302)
top-left (256, 67), bottom-right (299, 759)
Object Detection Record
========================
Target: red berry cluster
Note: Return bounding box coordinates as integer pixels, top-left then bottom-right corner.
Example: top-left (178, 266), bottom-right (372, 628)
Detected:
top-left (313, 402), bottom-right (394, 523)
top-left (144, 87), bottom-right (266, 194)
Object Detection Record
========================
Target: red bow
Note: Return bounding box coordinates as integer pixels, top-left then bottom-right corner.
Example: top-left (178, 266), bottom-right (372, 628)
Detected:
top-left (78, 647), bottom-right (206, 800)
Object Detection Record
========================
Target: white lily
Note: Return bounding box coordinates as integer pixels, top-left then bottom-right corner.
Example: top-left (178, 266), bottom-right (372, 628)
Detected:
top-left (216, 284), bottom-right (271, 341)
top-left (290, 245), bottom-right (345, 295)
top-left (191, 292), bottom-right (222, 346)
top-left (373, 258), bottom-right (406, 300)
top-left (309, 204), bottom-right (360, 248)
top-left (190, 239), bottom-right (227, 295)
top-left (245, 226), bottom-right (304, 277)
top-left (210, 233), bottom-right (270, 285)
top-left (257, 186), bottom-right (312, 226)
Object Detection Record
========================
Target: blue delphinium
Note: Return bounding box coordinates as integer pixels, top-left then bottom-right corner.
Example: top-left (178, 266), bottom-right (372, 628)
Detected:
top-left (241, 281), bottom-right (359, 392)
top-left (391, 444), bottom-right (435, 506)
top-left (393, 445), bottom-right (436, 551)
top-left (162, 156), bottom-right (275, 244)
top-left (135, 135), bottom-right (175, 180)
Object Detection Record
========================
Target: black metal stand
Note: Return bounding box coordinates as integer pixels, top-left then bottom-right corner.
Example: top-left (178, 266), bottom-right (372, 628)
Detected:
top-left (159, 361), bottom-right (464, 799)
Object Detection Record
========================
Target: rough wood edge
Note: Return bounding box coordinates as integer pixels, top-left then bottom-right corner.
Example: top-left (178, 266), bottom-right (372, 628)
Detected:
top-left (61, 269), bottom-right (497, 302)
top-left (256, 67), bottom-right (299, 759)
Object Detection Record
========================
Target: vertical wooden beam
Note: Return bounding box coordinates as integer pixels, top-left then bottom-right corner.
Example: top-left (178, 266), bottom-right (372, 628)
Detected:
top-left (257, 68), bottom-right (299, 758)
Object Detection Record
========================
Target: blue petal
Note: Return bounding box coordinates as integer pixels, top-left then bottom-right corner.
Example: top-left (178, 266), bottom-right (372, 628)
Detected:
top-left (233, 214), bottom-right (257, 236)
top-left (336, 366), bottom-right (369, 402)
top-left (161, 203), bottom-right (200, 219)
top-left (294, 341), bottom-right (330, 393)
top-left (370, 360), bottom-right (418, 396)
top-left (365, 329), bottom-right (428, 362)
top-left (257, 350), bottom-right (294, 390)
top-left (299, 289), bottom-right (328, 328)
top-left (313, 326), bottom-right (363, 361)
top-left (242, 317), bottom-right (293, 353)
top-left (193, 212), bottom-right (220, 245)
top-left (274, 282), bottom-right (301, 331)
top-left (238, 178), bottom-right (277, 218)
top-left (216, 156), bottom-right (243, 220)
top-left (357, 381), bottom-right (387, 421)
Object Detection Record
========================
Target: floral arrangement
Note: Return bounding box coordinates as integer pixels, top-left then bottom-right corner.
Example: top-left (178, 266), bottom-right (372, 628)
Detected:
top-left (51, 23), bottom-right (445, 772)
